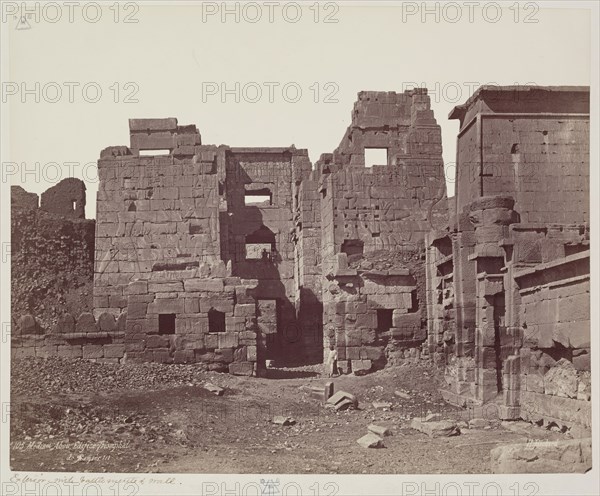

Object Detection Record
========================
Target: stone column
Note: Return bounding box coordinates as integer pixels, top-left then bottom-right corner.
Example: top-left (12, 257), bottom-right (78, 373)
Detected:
top-left (468, 195), bottom-right (517, 405)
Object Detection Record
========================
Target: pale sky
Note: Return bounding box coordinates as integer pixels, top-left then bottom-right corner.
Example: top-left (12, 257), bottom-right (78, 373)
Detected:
top-left (4, 2), bottom-right (593, 218)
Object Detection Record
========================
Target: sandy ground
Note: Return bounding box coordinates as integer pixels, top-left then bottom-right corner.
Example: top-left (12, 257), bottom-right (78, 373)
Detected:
top-left (10, 358), bottom-right (567, 474)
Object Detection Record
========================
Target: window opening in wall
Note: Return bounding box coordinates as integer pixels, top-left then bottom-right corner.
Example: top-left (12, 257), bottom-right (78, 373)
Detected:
top-left (245, 225), bottom-right (276, 260)
top-left (208, 308), bottom-right (226, 333)
top-left (376, 309), bottom-right (393, 332)
top-left (139, 149), bottom-right (171, 156)
top-left (245, 188), bottom-right (272, 206)
top-left (158, 314), bottom-right (176, 335)
top-left (364, 148), bottom-right (388, 168)
top-left (341, 239), bottom-right (364, 257)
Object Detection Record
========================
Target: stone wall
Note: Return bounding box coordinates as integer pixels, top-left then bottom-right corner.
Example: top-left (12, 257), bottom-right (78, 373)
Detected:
top-left (434, 85), bottom-right (590, 434)
top-left (12, 312), bottom-right (125, 363)
top-left (512, 252), bottom-right (591, 432)
top-left (223, 148), bottom-right (309, 363)
top-left (11, 181), bottom-right (95, 331)
top-left (450, 86), bottom-right (589, 222)
top-left (94, 119), bottom-right (262, 374)
top-left (11, 185), bottom-right (39, 210)
top-left (293, 172), bottom-right (324, 364)
top-left (323, 267), bottom-right (423, 374)
top-left (89, 91), bottom-right (447, 373)
top-left (316, 89), bottom-right (447, 368)
top-left (40, 177), bottom-right (87, 219)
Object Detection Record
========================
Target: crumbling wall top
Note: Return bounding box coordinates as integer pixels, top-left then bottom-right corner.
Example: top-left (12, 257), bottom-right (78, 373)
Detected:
top-left (11, 186), bottom-right (39, 210)
top-left (40, 178), bottom-right (86, 219)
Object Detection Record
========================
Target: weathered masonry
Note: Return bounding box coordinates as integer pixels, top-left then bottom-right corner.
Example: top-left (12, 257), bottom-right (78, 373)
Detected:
top-left (92, 89), bottom-right (447, 374)
top-left (315, 89), bottom-right (447, 372)
top-left (426, 86), bottom-right (590, 433)
top-left (13, 85), bottom-right (591, 433)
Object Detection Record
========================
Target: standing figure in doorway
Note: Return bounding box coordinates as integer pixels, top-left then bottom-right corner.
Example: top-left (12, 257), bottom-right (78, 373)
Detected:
top-left (327, 344), bottom-right (339, 377)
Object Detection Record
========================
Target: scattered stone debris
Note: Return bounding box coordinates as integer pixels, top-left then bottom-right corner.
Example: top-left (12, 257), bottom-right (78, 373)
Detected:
top-left (308, 382), bottom-right (334, 403)
top-left (357, 433), bottom-right (385, 449)
top-left (423, 413), bottom-right (443, 423)
top-left (272, 416), bottom-right (296, 426)
top-left (411, 418), bottom-right (460, 438)
top-left (204, 383), bottom-right (224, 396)
top-left (372, 401), bottom-right (393, 411)
top-left (326, 391), bottom-right (358, 411)
top-left (335, 399), bottom-right (357, 411)
top-left (394, 390), bottom-right (411, 400)
top-left (368, 424), bottom-right (393, 437)
top-left (490, 438), bottom-right (592, 473)
top-left (11, 357), bottom-right (214, 396)
top-left (468, 418), bottom-right (489, 429)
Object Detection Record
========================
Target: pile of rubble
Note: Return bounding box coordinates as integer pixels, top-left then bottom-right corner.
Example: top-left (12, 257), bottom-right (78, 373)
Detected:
top-left (11, 357), bottom-right (219, 395)
top-left (11, 400), bottom-right (189, 447)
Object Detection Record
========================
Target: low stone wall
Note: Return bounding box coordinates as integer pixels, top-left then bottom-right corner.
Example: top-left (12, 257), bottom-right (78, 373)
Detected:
top-left (510, 251), bottom-right (591, 432)
top-left (12, 312), bottom-right (126, 363)
top-left (120, 271), bottom-right (260, 375)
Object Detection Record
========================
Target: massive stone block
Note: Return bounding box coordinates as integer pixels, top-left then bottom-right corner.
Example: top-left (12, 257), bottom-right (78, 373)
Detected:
top-left (490, 439), bottom-right (592, 474)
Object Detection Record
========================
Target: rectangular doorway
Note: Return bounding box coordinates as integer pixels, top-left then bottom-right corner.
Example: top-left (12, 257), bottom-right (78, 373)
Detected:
top-left (257, 299), bottom-right (279, 361)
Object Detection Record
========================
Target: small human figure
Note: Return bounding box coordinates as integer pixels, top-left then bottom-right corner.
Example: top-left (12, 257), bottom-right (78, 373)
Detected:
top-left (327, 345), bottom-right (339, 377)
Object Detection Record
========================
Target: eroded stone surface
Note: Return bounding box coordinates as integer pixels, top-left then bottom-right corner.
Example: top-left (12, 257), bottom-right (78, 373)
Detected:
top-left (490, 438), bottom-right (592, 474)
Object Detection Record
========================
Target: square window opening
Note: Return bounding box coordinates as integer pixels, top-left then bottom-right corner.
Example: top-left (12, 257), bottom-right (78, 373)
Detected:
top-left (364, 148), bottom-right (388, 168)
top-left (409, 289), bottom-right (419, 313)
top-left (245, 188), bottom-right (272, 206)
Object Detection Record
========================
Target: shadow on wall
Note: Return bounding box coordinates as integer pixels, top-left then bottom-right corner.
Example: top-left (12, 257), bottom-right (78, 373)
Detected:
top-left (221, 161), bottom-right (323, 367)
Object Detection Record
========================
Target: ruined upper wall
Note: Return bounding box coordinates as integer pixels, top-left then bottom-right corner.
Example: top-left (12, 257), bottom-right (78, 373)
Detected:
top-left (40, 178), bottom-right (86, 219)
top-left (318, 89), bottom-right (447, 271)
top-left (11, 184), bottom-right (95, 330)
top-left (324, 89), bottom-right (442, 170)
top-left (449, 86), bottom-right (590, 225)
top-left (11, 186), bottom-right (39, 210)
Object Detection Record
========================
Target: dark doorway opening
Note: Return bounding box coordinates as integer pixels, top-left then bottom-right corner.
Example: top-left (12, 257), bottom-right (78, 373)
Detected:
top-left (376, 309), bottom-right (393, 332)
top-left (341, 239), bottom-right (364, 257)
top-left (208, 308), bottom-right (226, 333)
top-left (158, 314), bottom-right (176, 335)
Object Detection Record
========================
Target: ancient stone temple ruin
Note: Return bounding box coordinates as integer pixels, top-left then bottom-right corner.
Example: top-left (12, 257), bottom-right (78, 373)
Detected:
top-left (425, 86), bottom-right (590, 432)
top-left (92, 89), bottom-right (447, 375)
top-left (12, 85), bottom-right (590, 433)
